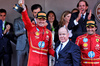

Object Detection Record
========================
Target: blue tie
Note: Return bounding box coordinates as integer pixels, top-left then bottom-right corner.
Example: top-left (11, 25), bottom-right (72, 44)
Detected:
top-left (58, 44), bottom-right (63, 53)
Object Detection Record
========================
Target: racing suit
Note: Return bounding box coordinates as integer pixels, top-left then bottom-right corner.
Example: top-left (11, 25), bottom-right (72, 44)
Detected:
top-left (75, 33), bottom-right (100, 66)
top-left (22, 10), bottom-right (55, 66)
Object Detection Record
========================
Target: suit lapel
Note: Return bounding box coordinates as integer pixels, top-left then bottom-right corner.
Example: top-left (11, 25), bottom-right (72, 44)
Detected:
top-left (59, 41), bottom-right (71, 54)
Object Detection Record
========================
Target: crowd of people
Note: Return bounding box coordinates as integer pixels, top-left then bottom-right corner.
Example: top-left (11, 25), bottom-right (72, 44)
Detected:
top-left (0, 0), bottom-right (100, 66)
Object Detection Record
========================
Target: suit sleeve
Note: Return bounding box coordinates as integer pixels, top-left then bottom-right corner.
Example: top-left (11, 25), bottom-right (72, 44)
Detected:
top-left (14, 19), bottom-right (26, 37)
top-left (48, 31), bottom-right (55, 57)
top-left (21, 10), bottom-right (33, 31)
top-left (68, 13), bottom-right (78, 30)
top-left (71, 45), bottom-right (81, 66)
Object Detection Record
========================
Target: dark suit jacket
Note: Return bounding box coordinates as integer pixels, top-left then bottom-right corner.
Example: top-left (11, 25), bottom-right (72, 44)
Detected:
top-left (0, 20), bottom-right (2, 39)
top-left (68, 12), bottom-right (95, 43)
top-left (0, 21), bottom-right (14, 54)
top-left (54, 40), bottom-right (81, 66)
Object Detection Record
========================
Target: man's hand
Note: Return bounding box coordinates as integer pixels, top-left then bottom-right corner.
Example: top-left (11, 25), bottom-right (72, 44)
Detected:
top-left (18, 0), bottom-right (26, 11)
top-left (88, 10), bottom-right (92, 20)
top-left (76, 10), bottom-right (82, 22)
top-left (3, 24), bottom-right (11, 34)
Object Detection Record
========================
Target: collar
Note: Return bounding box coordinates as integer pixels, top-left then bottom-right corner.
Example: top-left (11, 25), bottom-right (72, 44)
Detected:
top-left (3, 20), bottom-right (6, 23)
top-left (81, 12), bottom-right (86, 18)
top-left (86, 33), bottom-right (96, 38)
top-left (61, 39), bottom-right (69, 49)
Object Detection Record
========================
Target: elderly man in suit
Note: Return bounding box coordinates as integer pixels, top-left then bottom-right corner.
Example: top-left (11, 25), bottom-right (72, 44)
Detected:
top-left (55, 27), bottom-right (81, 66)
top-left (68, 0), bottom-right (95, 43)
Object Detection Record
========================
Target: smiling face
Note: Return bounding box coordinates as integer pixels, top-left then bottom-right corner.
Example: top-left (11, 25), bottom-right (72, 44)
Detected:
top-left (78, 1), bottom-right (88, 14)
top-left (48, 13), bottom-right (55, 23)
top-left (36, 18), bottom-right (46, 27)
top-left (86, 26), bottom-right (97, 35)
top-left (58, 27), bottom-right (69, 43)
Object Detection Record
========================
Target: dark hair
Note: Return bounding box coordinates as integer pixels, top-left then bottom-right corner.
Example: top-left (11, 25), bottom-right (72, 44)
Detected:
top-left (71, 8), bottom-right (79, 13)
top-left (46, 10), bottom-right (58, 28)
top-left (0, 8), bottom-right (6, 14)
top-left (31, 4), bottom-right (42, 12)
top-left (77, 0), bottom-right (88, 7)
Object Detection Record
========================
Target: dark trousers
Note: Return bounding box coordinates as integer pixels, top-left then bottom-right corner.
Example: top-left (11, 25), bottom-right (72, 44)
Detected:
top-left (0, 49), bottom-right (11, 66)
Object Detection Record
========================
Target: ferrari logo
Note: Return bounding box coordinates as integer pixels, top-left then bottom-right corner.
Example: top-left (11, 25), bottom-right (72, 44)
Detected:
top-left (96, 39), bottom-right (99, 42)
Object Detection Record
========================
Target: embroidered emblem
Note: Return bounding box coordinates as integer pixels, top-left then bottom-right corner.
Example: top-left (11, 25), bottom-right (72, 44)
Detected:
top-left (96, 39), bottom-right (99, 42)
top-left (35, 32), bottom-right (39, 36)
top-left (46, 35), bottom-right (49, 41)
top-left (83, 38), bottom-right (88, 42)
top-left (83, 43), bottom-right (88, 47)
top-left (46, 31), bottom-right (49, 34)
top-left (38, 41), bottom-right (45, 48)
top-left (88, 51), bottom-right (95, 58)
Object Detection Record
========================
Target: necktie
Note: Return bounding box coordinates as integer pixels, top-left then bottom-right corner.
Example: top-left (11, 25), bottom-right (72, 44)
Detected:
top-left (58, 44), bottom-right (63, 53)
top-left (81, 15), bottom-right (84, 22)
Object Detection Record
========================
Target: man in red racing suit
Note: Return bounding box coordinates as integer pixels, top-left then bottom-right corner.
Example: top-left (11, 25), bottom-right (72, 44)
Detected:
top-left (75, 20), bottom-right (100, 66)
top-left (21, 8), bottom-right (55, 66)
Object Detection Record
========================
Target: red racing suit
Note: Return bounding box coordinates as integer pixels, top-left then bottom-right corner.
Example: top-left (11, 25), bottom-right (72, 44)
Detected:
top-left (22, 10), bottom-right (55, 66)
top-left (75, 33), bottom-right (100, 66)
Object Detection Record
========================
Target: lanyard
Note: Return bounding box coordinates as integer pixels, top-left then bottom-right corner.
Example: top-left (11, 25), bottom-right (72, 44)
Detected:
top-left (2, 21), bottom-right (6, 30)
top-left (51, 26), bottom-right (55, 31)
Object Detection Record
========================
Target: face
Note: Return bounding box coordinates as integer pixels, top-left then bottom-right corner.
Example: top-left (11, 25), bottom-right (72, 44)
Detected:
top-left (78, 1), bottom-right (88, 14)
top-left (0, 12), bottom-right (6, 21)
top-left (58, 28), bottom-right (69, 43)
top-left (32, 8), bottom-right (41, 18)
top-left (64, 13), bottom-right (71, 23)
top-left (36, 18), bottom-right (46, 27)
top-left (48, 13), bottom-right (55, 23)
top-left (86, 26), bottom-right (97, 35)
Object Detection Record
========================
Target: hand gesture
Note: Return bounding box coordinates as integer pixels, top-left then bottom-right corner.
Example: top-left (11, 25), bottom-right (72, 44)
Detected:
top-left (76, 10), bottom-right (82, 22)
top-left (3, 24), bottom-right (11, 34)
top-left (88, 9), bottom-right (92, 20)
top-left (18, 0), bottom-right (24, 5)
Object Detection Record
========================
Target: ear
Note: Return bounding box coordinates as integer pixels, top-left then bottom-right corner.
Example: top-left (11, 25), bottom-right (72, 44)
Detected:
top-left (86, 6), bottom-right (88, 10)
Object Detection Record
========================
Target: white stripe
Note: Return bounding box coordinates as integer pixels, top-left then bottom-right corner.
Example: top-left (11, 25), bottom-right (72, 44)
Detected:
top-left (32, 50), bottom-right (47, 55)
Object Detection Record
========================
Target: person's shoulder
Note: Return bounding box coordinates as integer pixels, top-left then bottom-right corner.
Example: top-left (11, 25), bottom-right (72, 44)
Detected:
top-left (77, 33), bottom-right (87, 39)
top-left (69, 40), bottom-right (79, 48)
top-left (95, 34), bottom-right (100, 38)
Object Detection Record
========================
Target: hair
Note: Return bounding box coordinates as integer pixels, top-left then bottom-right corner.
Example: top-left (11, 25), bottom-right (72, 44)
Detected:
top-left (77, 0), bottom-right (88, 7)
top-left (31, 4), bottom-right (42, 12)
top-left (71, 8), bottom-right (79, 13)
top-left (58, 27), bottom-right (69, 34)
top-left (59, 10), bottom-right (71, 27)
top-left (46, 10), bottom-right (58, 28)
top-left (0, 8), bottom-right (6, 14)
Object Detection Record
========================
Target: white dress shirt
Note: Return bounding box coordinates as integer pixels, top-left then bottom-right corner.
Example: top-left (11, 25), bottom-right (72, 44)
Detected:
top-left (56, 39), bottom-right (69, 59)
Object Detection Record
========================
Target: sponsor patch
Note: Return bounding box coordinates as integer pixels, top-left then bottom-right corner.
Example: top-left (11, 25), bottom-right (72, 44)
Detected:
top-left (38, 41), bottom-right (45, 48)
top-left (83, 38), bottom-right (88, 42)
top-left (88, 51), bottom-right (95, 58)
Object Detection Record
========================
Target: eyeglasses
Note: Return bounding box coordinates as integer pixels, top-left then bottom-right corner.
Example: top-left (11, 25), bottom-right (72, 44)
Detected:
top-left (0, 15), bottom-right (6, 17)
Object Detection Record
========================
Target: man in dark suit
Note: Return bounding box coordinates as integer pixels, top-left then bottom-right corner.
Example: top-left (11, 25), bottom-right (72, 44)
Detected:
top-left (0, 20), bottom-right (2, 39)
top-left (55, 27), bottom-right (81, 66)
top-left (0, 8), bottom-right (14, 66)
top-left (68, 0), bottom-right (95, 43)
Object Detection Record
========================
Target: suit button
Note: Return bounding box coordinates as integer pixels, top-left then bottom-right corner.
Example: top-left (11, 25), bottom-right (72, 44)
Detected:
top-left (56, 61), bottom-right (58, 63)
